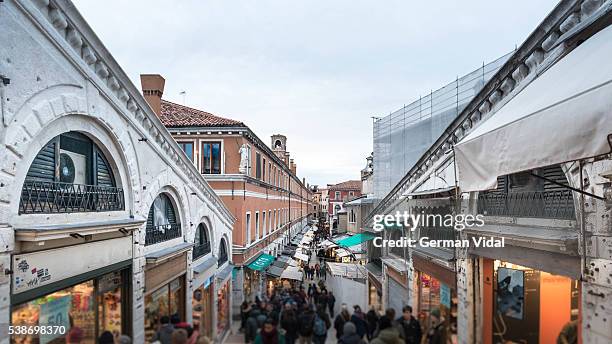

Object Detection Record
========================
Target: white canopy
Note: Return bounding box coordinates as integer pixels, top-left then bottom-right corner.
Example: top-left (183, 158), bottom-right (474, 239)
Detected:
top-left (281, 266), bottom-right (303, 281)
top-left (318, 239), bottom-right (338, 249)
top-left (294, 251), bottom-right (309, 262)
top-left (455, 25), bottom-right (612, 192)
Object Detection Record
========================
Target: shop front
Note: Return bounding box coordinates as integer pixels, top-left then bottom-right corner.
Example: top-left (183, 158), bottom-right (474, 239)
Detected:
top-left (411, 254), bottom-right (458, 342)
top-left (10, 237), bottom-right (133, 343)
top-left (144, 250), bottom-right (188, 343)
top-left (192, 255), bottom-right (217, 338)
top-left (481, 258), bottom-right (580, 344)
top-left (216, 264), bottom-right (233, 339)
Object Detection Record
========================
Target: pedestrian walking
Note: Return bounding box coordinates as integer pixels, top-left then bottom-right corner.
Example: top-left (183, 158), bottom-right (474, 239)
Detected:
top-left (171, 329), bottom-right (189, 344)
top-left (339, 322), bottom-right (366, 344)
top-left (327, 291), bottom-right (336, 317)
top-left (153, 316), bottom-right (174, 344)
top-left (297, 304), bottom-right (316, 343)
top-left (366, 306), bottom-right (379, 340)
top-left (245, 307), bottom-right (262, 343)
top-left (255, 318), bottom-right (286, 344)
top-left (370, 316), bottom-right (403, 344)
top-left (351, 305), bottom-right (368, 339)
top-left (281, 307), bottom-right (299, 344)
top-left (313, 304), bottom-right (331, 344)
top-left (425, 309), bottom-right (446, 344)
top-left (334, 304), bottom-right (351, 340)
top-left (397, 306), bottom-right (422, 344)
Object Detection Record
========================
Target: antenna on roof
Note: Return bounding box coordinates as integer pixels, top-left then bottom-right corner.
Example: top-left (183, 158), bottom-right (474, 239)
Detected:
top-left (179, 90), bottom-right (186, 105)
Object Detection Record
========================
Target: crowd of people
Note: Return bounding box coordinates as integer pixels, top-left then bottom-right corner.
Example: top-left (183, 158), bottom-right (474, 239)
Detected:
top-left (237, 225), bottom-right (449, 344)
top-left (148, 314), bottom-right (211, 344)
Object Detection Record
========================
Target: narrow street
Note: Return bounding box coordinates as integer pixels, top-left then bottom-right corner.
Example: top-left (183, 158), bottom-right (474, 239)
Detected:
top-left (224, 227), bottom-right (338, 344)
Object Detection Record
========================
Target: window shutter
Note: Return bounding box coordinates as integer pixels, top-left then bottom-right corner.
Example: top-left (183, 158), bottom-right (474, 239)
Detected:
top-left (95, 151), bottom-right (115, 186)
top-left (166, 201), bottom-right (177, 225)
top-left (25, 140), bottom-right (57, 181)
top-left (147, 206), bottom-right (155, 228)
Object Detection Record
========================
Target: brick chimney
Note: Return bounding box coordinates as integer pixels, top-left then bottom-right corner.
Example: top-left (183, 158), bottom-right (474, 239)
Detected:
top-left (140, 74), bottom-right (165, 116)
top-left (289, 159), bottom-right (296, 175)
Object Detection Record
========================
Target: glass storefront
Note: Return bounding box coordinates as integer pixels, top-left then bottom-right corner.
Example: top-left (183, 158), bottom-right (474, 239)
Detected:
top-left (145, 275), bottom-right (185, 343)
top-left (11, 269), bottom-right (128, 344)
top-left (192, 279), bottom-right (214, 338)
top-left (216, 281), bottom-right (230, 337)
top-left (489, 260), bottom-right (580, 344)
top-left (416, 272), bottom-right (457, 342)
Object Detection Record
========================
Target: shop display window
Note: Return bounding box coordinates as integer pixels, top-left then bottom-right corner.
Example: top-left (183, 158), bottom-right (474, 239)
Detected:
top-left (11, 270), bottom-right (127, 344)
top-left (144, 276), bottom-right (185, 343)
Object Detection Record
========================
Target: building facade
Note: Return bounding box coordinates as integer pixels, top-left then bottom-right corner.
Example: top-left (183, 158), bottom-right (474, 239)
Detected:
top-left (365, 1), bottom-right (612, 343)
top-left (328, 180), bottom-right (362, 232)
top-left (0, 1), bottom-right (234, 343)
top-left (138, 77), bottom-right (314, 318)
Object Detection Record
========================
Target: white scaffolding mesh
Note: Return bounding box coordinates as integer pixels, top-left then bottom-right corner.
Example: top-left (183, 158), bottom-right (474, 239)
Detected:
top-left (372, 52), bottom-right (512, 201)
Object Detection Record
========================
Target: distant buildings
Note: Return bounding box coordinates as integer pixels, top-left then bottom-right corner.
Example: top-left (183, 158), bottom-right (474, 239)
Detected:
top-left (140, 74), bottom-right (313, 320)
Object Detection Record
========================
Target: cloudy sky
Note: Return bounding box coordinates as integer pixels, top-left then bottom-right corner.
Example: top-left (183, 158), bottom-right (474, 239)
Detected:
top-left (74, 0), bottom-right (558, 186)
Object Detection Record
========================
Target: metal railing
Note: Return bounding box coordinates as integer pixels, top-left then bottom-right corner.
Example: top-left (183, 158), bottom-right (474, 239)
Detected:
top-left (19, 180), bottom-right (124, 214)
top-left (145, 223), bottom-right (182, 246)
top-left (477, 190), bottom-right (576, 220)
top-left (193, 242), bottom-right (211, 259)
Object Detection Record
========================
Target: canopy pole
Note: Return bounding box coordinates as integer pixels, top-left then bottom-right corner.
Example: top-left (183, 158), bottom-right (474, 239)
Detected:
top-left (529, 172), bottom-right (605, 200)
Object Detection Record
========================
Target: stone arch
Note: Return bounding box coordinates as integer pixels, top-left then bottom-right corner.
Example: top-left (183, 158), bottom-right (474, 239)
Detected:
top-left (1, 90), bottom-right (140, 218)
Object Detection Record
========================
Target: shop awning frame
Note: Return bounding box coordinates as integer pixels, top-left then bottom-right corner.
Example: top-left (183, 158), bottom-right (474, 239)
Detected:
top-left (455, 25), bottom-right (612, 192)
top-left (336, 233), bottom-right (375, 248)
top-left (246, 253), bottom-right (275, 271)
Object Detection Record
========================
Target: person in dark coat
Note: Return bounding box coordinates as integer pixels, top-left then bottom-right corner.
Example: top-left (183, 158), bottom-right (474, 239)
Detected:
top-left (314, 303), bottom-right (332, 344)
top-left (327, 292), bottom-right (336, 317)
top-left (339, 322), bottom-right (366, 344)
top-left (245, 308), bottom-right (262, 343)
top-left (297, 304), bottom-right (317, 343)
top-left (280, 309), bottom-right (299, 344)
top-left (366, 306), bottom-right (380, 340)
top-left (351, 305), bottom-right (368, 339)
top-left (426, 309), bottom-right (446, 344)
top-left (334, 305), bottom-right (351, 339)
top-left (397, 305), bottom-right (422, 344)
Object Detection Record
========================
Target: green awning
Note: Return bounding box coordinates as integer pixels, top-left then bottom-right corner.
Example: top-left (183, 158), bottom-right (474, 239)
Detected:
top-left (247, 253), bottom-right (275, 271)
top-left (336, 233), bottom-right (375, 248)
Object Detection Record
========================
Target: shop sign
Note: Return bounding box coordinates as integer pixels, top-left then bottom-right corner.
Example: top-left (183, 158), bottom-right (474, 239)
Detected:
top-left (39, 295), bottom-right (71, 344)
top-left (440, 283), bottom-right (451, 308)
top-left (13, 236), bottom-right (132, 294)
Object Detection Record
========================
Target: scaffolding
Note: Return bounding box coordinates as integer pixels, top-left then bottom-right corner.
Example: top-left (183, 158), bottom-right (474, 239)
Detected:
top-left (372, 52), bottom-right (512, 201)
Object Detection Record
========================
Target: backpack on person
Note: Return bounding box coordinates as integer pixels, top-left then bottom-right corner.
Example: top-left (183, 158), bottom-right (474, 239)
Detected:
top-left (314, 314), bottom-right (327, 336)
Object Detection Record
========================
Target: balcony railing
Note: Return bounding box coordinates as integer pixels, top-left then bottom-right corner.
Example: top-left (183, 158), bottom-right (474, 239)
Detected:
top-left (19, 180), bottom-right (124, 214)
top-left (145, 223), bottom-right (182, 246)
top-left (193, 242), bottom-right (211, 259)
top-left (477, 190), bottom-right (575, 220)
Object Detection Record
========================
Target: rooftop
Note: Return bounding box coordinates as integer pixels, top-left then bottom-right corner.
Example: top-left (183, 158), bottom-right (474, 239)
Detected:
top-left (330, 180), bottom-right (362, 190)
top-left (159, 99), bottom-right (244, 128)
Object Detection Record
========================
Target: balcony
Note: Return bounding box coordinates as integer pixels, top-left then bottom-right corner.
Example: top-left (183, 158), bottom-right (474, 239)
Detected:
top-left (19, 180), bottom-right (124, 214)
top-left (193, 242), bottom-right (212, 259)
top-left (477, 190), bottom-right (575, 220)
top-left (145, 223), bottom-right (182, 246)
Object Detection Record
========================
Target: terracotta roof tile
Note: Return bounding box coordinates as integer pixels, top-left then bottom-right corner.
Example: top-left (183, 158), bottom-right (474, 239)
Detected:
top-left (159, 99), bottom-right (243, 127)
top-left (330, 180), bottom-right (362, 190)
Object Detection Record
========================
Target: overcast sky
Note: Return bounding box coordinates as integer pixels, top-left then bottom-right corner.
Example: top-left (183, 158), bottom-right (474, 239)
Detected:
top-left (74, 0), bottom-right (558, 187)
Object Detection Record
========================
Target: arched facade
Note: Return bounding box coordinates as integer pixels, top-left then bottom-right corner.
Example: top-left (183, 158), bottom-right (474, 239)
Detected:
top-left (1, 2), bottom-right (234, 343)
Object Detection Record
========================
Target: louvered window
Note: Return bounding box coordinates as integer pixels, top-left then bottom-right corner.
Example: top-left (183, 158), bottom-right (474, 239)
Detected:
top-left (20, 132), bottom-right (123, 214)
top-left (145, 193), bottom-right (181, 245)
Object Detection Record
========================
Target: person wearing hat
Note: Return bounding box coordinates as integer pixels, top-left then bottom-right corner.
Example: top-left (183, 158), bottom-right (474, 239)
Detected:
top-left (426, 308), bottom-right (446, 344)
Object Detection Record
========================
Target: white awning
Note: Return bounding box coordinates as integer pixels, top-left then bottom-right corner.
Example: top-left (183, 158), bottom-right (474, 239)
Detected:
top-left (281, 266), bottom-right (303, 281)
top-left (455, 25), bottom-right (612, 192)
top-left (325, 262), bottom-right (366, 278)
top-left (294, 252), bottom-right (309, 261)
